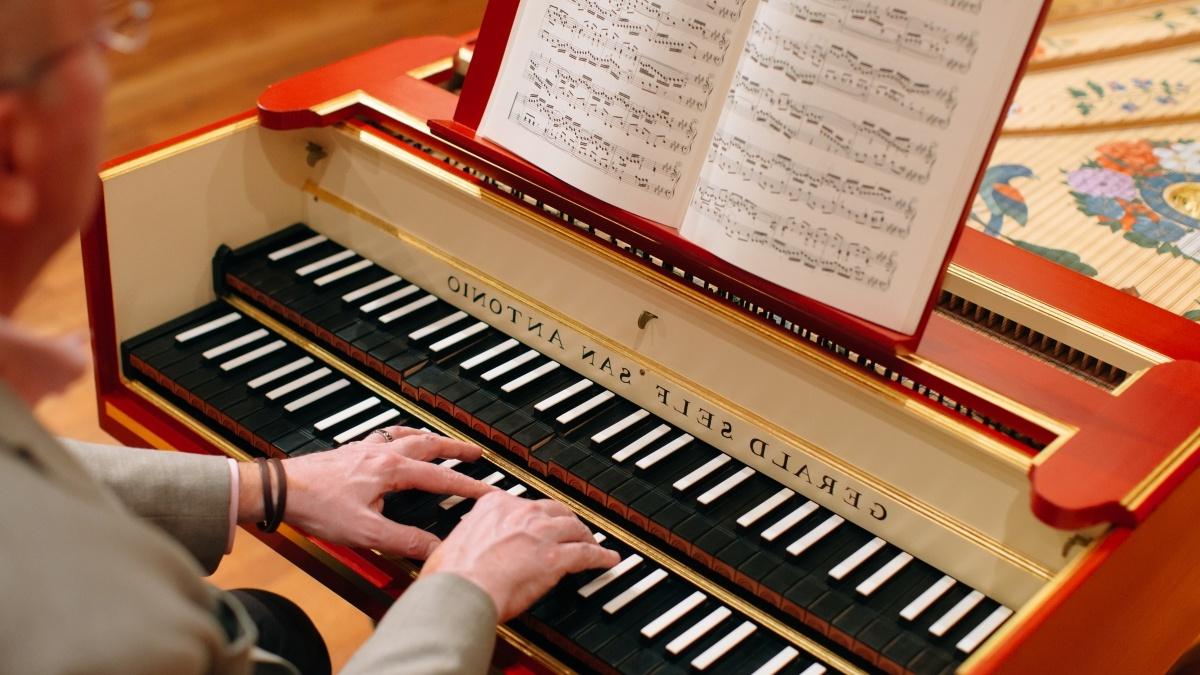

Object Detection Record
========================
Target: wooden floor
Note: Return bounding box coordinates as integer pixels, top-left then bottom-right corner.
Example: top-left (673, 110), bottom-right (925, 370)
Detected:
top-left (17, 1), bottom-right (485, 670)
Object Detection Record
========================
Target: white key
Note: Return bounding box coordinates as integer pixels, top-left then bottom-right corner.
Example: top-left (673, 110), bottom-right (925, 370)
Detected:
top-left (379, 294), bottom-right (438, 323)
top-left (929, 590), bottom-right (985, 637)
top-left (459, 338), bottom-right (519, 370)
top-left (556, 391), bottom-right (615, 425)
top-left (314, 258), bottom-right (373, 287)
top-left (829, 537), bottom-right (886, 581)
top-left (342, 274), bottom-right (401, 302)
top-left (737, 488), bottom-right (793, 528)
top-left (176, 312), bottom-right (240, 342)
top-left (673, 455), bottom-right (731, 492)
top-left (635, 432), bottom-right (694, 469)
top-left (691, 621), bottom-right (756, 671)
top-left (220, 340), bottom-right (285, 371)
top-left (666, 606), bottom-right (731, 655)
top-left (296, 249), bottom-right (354, 276)
top-left (506, 484), bottom-right (528, 497)
top-left (534, 378), bottom-right (592, 411)
top-left (430, 322), bottom-right (489, 353)
top-left (499, 360), bottom-right (559, 392)
top-left (284, 379), bottom-right (350, 412)
top-left (698, 466), bottom-right (755, 505)
top-left (333, 409), bottom-right (401, 444)
top-left (761, 501), bottom-right (818, 542)
top-left (786, 514), bottom-right (844, 556)
top-left (359, 284), bottom-right (420, 312)
top-left (265, 367), bottom-right (330, 400)
top-left (799, 665), bottom-right (828, 675)
top-left (409, 311), bottom-right (468, 341)
top-left (900, 575), bottom-right (956, 621)
top-left (612, 424), bottom-right (670, 463)
top-left (202, 329), bottom-right (268, 360)
top-left (438, 458), bottom-right (462, 470)
top-left (269, 234), bottom-right (326, 261)
top-left (956, 606), bottom-right (1013, 654)
top-left (603, 568), bottom-right (667, 615)
top-left (857, 552), bottom-right (913, 597)
top-left (481, 349), bottom-right (540, 382)
top-left (592, 532), bottom-right (607, 544)
top-left (440, 471), bottom-right (505, 509)
top-left (749, 647), bottom-right (800, 675)
top-left (249, 357), bottom-right (313, 389)
top-left (641, 591), bottom-right (705, 639)
top-left (591, 409), bottom-right (650, 443)
top-left (314, 397), bottom-right (379, 431)
top-left (577, 554), bottom-right (642, 598)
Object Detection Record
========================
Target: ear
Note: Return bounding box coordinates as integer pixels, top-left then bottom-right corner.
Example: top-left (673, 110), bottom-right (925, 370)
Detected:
top-left (0, 94), bottom-right (36, 227)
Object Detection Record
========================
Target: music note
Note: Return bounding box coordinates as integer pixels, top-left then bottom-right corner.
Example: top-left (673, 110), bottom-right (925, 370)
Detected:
top-left (762, 0), bottom-right (980, 73)
top-left (745, 21), bottom-right (959, 128)
top-left (725, 74), bottom-right (939, 184)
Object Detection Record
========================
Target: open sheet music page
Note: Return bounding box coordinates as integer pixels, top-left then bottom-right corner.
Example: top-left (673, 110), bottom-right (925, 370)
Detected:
top-left (681, 0), bottom-right (1043, 333)
top-left (477, 0), bottom-right (755, 225)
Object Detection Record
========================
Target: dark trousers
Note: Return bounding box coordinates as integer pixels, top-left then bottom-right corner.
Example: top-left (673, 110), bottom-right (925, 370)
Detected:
top-left (229, 589), bottom-right (332, 675)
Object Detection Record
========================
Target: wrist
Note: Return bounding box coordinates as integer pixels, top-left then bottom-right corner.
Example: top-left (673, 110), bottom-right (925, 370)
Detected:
top-left (236, 460), bottom-right (265, 523)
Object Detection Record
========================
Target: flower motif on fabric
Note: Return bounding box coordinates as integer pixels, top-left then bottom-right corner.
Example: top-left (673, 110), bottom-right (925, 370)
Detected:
top-left (1069, 139), bottom-right (1200, 264)
top-left (1066, 77), bottom-right (1191, 118)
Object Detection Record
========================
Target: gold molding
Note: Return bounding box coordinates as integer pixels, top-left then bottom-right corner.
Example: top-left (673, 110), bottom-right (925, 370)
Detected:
top-left (100, 117), bottom-right (260, 181)
top-left (298, 140), bottom-right (1057, 582)
top-left (110, 384), bottom-right (576, 674)
top-left (405, 56), bottom-right (454, 82)
top-left (959, 533), bottom-right (1107, 672)
top-left (1121, 425), bottom-right (1200, 512)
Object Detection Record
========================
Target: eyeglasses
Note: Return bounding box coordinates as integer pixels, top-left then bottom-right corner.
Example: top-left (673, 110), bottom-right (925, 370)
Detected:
top-left (0, 1), bottom-right (154, 91)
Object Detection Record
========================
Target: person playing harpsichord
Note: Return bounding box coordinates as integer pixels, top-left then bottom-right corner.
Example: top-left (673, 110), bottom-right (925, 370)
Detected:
top-left (0, 1), bottom-right (619, 673)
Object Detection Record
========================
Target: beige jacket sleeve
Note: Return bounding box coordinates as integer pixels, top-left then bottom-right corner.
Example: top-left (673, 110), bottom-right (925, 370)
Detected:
top-left (341, 573), bottom-right (499, 675)
top-left (60, 439), bottom-right (232, 574)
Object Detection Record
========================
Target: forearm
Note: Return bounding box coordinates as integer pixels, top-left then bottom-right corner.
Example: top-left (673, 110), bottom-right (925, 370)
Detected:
top-left (60, 439), bottom-right (234, 574)
top-left (342, 573), bottom-right (498, 675)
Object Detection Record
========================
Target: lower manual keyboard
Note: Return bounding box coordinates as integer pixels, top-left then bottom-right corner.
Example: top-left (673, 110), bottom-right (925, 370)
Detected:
top-left (215, 223), bottom-right (1015, 674)
top-left (123, 300), bottom-right (846, 675)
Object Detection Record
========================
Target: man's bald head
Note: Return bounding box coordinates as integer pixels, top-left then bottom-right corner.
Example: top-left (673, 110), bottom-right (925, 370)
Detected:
top-left (0, 0), bottom-right (101, 81)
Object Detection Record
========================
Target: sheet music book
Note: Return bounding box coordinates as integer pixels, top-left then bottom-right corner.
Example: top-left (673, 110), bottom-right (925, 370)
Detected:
top-left (476, 0), bottom-right (1045, 334)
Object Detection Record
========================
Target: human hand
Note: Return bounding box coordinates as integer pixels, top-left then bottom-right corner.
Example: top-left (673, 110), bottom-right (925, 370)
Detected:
top-left (245, 426), bottom-right (498, 559)
top-left (423, 491), bottom-right (620, 621)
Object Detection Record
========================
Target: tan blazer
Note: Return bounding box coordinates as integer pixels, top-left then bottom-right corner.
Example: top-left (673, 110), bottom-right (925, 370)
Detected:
top-left (0, 383), bottom-right (497, 674)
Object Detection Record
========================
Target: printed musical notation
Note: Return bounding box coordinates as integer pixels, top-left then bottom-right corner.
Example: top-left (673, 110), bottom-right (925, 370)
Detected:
top-left (568, 0), bottom-right (734, 61)
top-left (539, 10), bottom-right (716, 111)
top-left (925, 0), bottom-right (982, 14)
top-left (763, 0), bottom-right (980, 73)
top-left (509, 92), bottom-right (683, 197)
top-left (692, 183), bottom-right (899, 289)
top-left (677, 0), bottom-right (749, 21)
top-left (524, 54), bottom-right (699, 154)
top-left (547, 3), bottom-right (727, 70)
top-left (746, 21), bottom-right (959, 128)
top-left (707, 132), bottom-right (916, 238)
top-left (725, 74), bottom-right (938, 184)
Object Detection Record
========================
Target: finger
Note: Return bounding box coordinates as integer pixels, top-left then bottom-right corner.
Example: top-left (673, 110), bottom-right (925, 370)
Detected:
top-left (360, 425), bottom-right (424, 444)
top-left (386, 433), bottom-right (483, 462)
top-left (363, 515), bottom-right (443, 560)
top-left (395, 460), bottom-right (497, 499)
top-left (536, 515), bottom-right (594, 544)
top-left (531, 498), bottom-right (573, 518)
top-left (552, 542), bottom-right (622, 575)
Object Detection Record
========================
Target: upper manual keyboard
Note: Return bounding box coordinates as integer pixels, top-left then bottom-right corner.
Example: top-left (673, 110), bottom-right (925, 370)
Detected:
top-left (215, 223), bottom-right (1015, 674)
